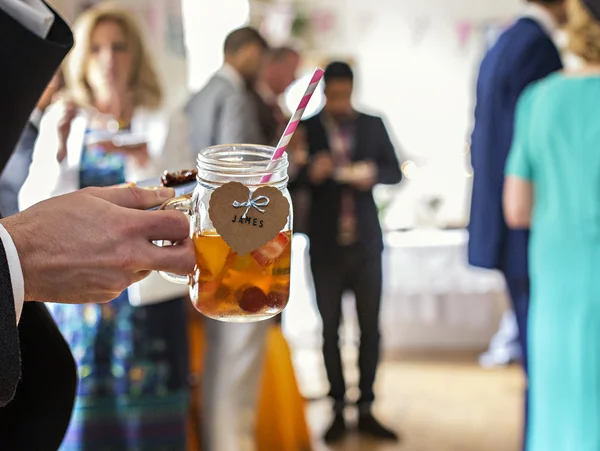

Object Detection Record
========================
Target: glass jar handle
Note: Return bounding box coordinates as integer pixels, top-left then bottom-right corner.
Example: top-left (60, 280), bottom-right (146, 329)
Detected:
top-left (157, 194), bottom-right (193, 285)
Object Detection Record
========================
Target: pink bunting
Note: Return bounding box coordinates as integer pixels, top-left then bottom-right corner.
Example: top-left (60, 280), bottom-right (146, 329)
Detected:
top-left (456, 21), bottom-right (474, 49)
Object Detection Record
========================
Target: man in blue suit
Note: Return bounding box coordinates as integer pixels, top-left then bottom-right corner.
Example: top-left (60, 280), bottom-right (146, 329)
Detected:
top-left (468, 0), bottom-right (566, 442)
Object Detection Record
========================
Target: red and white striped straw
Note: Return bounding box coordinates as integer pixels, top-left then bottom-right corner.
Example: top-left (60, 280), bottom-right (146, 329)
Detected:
top-left (261, 67), bottom-right (324, 183)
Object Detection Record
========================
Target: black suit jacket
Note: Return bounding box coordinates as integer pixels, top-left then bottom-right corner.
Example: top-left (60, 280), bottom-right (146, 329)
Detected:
top-left (0, 4), bottom-right (75, 450)
top-left (250, 89), bottom-right (280, 147)
top-left (301, 112), bottom-right (402, 257)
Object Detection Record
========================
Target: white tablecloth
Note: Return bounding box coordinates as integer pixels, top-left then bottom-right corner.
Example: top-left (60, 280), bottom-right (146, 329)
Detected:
top-left (380, 229), bottom-right (507, 349)
top-left (283, 230), bottom-right (508, 351)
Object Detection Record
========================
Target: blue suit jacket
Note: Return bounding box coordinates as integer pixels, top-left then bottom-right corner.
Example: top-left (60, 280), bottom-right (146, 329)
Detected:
top-left (468, 18), bottom-right (562, 279)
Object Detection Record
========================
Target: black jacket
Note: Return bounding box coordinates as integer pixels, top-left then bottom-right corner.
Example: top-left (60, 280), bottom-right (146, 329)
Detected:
top-left (301, 112), bottom-right (402, 256)
top-left (0, 4), bottom-right (75, 450)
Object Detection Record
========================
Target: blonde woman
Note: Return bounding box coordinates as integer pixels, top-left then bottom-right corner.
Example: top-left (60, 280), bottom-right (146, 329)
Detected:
top-left (504, 0), bottom-right (600, 449)
top-left (19, 4), bottom-right (189, 450)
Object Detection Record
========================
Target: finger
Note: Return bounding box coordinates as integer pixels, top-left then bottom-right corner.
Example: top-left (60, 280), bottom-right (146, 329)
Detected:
top-left (131, 209), bottom-right (190, 241)
top-left (140, 239), bottom-right (196, 275)
top-left (86, 185), bottom-right (176, 210)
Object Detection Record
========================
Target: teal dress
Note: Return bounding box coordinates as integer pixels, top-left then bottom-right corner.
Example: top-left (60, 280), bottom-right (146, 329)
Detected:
top-left (506, 73), bottom-right (600, 451)
top-left (49, 133), bottom-right (189, 450)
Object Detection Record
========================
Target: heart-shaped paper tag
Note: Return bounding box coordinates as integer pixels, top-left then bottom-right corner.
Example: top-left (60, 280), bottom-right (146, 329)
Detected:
top-left (208, 182), bottom-right (290, 255)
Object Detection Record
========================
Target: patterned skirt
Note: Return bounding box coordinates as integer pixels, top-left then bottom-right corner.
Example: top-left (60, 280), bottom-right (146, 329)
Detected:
top-left (48, 292), bottom-right (190, 450)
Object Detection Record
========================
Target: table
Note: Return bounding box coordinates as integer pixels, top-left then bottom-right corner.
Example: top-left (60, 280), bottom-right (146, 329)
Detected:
top-left (283, 230), bottom-right (508, 352)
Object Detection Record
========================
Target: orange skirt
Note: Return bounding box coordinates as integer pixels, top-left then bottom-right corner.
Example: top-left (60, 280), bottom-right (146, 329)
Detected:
top-left (187, 320), bottom-right (312, 451)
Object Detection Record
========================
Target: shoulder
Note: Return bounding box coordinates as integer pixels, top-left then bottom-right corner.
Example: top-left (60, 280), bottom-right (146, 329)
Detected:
top-left (185, 76), bottom-right (226, 107)
top-left (494, 20), bottom-right (557, 61)
top-left (357, 112), bottom-right (382, 122)
top-left (357, 112), bottom-right (386, 129)
top-left (515, 21), bottom-right (558, 56)
top-left (514, 75), bottom-right (559, 120)
top-left (522, 72), bottom-right (564, 101)
top-left (505, 18), bottom-right (550, 41)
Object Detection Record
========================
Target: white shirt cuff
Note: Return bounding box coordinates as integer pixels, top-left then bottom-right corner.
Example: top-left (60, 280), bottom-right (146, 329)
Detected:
top-left (0, 225), bottom-right (24, 324)
top-left (0, 0), bottom-right (55, 39)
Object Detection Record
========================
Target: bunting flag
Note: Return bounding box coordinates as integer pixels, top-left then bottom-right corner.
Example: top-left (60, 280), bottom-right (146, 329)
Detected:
top-left (455, 21), bottom-right (474, 50)
top-left (311, 8), bottom-right (335, 35)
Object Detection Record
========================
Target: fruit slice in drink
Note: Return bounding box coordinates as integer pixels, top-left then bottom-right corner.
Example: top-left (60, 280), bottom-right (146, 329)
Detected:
top-left (192, 231), bottom-right (292, 319)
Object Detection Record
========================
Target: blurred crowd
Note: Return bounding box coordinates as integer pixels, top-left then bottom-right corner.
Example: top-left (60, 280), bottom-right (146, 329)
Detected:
top-left (4, 2), bottom-right (400, 450)
top-left (6, 0), bottom-right (600, 450)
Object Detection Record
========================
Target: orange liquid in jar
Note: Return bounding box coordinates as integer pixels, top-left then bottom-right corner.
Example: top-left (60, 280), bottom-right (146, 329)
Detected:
top-left (192, 230), bottom-right (292, 321)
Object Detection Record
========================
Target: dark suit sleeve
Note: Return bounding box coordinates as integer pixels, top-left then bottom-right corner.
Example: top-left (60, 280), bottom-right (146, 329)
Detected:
top-left (289, 123), bottom-right (314, 187)
top-left (511, 35), bottom-right (563, 102)
top-left (0, 239), bottom-right (19, 407)
top-left (373, 117), bottom-right (402, 185)
top-left (0, 4), bottom-right (73, 172)
top-left (0, 5), bottom-right (73, 408)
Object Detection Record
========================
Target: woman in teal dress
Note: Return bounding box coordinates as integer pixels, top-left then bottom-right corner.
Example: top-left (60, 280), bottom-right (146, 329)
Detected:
top-left (504, 1), bottom-right (600, 449)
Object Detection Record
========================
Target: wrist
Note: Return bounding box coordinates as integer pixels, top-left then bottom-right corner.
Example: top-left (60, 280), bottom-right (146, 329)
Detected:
top-left (2, 214), bottom-right (37, 302)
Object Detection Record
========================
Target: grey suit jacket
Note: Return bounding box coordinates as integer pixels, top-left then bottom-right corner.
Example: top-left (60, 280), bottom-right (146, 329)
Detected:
top-left (185, 70), bottom-right (264, 150)
top-left (0, 121), bottom-right (38, 217)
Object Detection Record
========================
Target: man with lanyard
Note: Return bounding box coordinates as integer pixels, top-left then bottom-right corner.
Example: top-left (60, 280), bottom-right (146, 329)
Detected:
top-left (301, 61), bottom-right (402, 444)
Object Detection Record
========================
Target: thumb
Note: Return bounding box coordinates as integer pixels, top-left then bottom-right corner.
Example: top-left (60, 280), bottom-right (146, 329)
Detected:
top-left (86, 185), bottom-right (176, 210)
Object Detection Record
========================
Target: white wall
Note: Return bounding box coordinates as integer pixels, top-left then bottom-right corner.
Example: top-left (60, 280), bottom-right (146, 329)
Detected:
top-left (182, 0), bottom-right (251, 93)
top-left (293, 0), bottom-right (523, 229)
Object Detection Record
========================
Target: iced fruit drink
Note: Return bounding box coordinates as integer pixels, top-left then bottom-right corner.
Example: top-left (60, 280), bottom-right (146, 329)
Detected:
top-left (192, 230), bottom-right (292, 321)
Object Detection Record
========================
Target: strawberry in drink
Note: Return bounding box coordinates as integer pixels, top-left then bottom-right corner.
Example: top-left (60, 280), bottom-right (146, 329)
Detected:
top-left (192, 231), bottom-right (292, 321)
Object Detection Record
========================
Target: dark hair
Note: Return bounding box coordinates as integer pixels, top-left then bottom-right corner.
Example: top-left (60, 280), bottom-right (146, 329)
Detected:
top-left (324, 61), bottom-right (354, 84)
top-left (267, 46), bottom-right (299, 63)
top-left (223, 26), bottom-right (268, 55)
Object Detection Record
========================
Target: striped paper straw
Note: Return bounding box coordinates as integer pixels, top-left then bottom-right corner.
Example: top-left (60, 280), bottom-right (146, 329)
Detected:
top-left (261, 67), bottom-right (325, 183)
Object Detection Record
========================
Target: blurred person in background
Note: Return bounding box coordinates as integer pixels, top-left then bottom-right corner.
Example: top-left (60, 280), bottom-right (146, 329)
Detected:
top-left (250, 46), bottom-right (313, 451)
top-left (183, 26), bottom-right (270, 451)
top-left (253, 46), bottom-right (300, 145)
top-left (251, 46), bottom-right (310, 233)
top-left (299, 61), bottom-right (402, 443)
top-left (0, 71), bottom-right (64, 217)
top-left (467, 0), bottom-right (565, 443)
top-left (504, 0), bottom-right (600, 449)
top-left (473, 24), bottom-right (523, 372)
top-left (18, 4), bottom-right (190, 449)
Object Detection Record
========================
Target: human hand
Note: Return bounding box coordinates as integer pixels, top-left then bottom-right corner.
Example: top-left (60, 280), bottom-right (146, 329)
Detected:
top-left (56, 100), bottom-right (78, 163)
top-left (2, 186), bottom-right (195, 304)
top-left (308, 151), bottom-right (334, 184)
top-left (348, 161), bottom-right (377, 191)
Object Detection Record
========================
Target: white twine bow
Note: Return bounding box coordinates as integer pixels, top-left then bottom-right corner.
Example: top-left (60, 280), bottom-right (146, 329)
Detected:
top-left (233, 193), bottom-right (270, 218)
